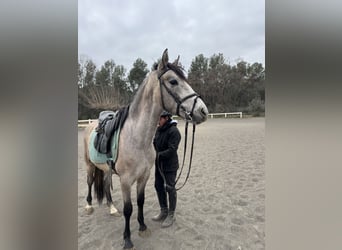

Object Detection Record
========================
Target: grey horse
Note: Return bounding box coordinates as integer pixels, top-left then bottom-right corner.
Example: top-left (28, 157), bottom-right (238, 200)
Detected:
top-left (83, 49), bottom-right (208, 249)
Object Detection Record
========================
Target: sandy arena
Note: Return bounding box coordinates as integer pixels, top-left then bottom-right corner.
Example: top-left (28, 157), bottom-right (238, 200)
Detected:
top-left (78, 118), bottom-right (265, 250)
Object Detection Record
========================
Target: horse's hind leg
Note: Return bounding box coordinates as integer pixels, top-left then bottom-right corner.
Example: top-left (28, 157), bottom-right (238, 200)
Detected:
top-left (137, 172), bottom-right (151, 238)
top-left (103, 170), bottom-right (120, 217)
top-left (85, 163), bottom-right (95, 214)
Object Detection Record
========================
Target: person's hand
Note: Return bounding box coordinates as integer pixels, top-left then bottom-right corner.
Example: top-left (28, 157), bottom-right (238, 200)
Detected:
top-left (157, 152), bottom-right (163, 159)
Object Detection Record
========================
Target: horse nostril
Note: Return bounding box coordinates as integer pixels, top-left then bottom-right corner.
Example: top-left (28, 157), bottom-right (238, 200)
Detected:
top-left (200, 108), bottom-right (207, 116)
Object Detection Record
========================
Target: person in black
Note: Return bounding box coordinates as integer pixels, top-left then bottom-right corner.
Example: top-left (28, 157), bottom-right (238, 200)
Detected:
top-left (152, 111), bottom-right (181, 227)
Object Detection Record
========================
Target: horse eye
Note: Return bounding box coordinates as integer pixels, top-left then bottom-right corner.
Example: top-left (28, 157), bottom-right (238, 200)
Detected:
top-left (169, 79), bottom-right (178, 85)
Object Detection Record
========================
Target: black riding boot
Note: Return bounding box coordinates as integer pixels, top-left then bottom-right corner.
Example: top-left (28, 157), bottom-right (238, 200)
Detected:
top-left (152, 207), bottom-right (168, 222)
top-left (162, 190), bottom-right (177, 228)
top-left (152, 191), bottom-right (168, 221)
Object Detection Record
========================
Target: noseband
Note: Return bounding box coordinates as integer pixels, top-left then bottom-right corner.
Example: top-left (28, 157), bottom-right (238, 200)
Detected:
top-left (158, 68), bottom-right (201, 121)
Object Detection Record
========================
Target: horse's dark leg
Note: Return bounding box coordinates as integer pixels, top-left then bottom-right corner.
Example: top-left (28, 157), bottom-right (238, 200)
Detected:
top-left (137, 174), bottom-right (151, 238)
top-left (86, 174), bottom-right (94, 205)
top-left (137, 189), bottom-right (146, 230)
top-left (105, 186), bottom-right (112, 205)
top-left (121, 182), bottom-right (134, 249)
top-left (85, 164), bottom-right (95, 214)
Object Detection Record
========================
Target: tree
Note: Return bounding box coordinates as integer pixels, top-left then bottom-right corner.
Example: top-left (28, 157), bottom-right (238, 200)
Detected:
top-left (78, 53), bottom-right (265, 119)
top-left (95, 59), bottom-right (115, 86)
top-left (128, 58), bottom-right (149, 96)
top-left (207, 53), bottom-right (230, 112)
top-left (78, 55), bottom-right (90, 88)
top-left (79, 59), bottom-right (126, 110)
top-left (112, 64), bottom-right (130, 105)
top-left (84, 59), bottom-right (96, 86)
top-left (79, 85), bottom-right (122, 110)
top-left (247, 63), bottom-right (265, 102)
top-left (78, 62), bottom-right (84, 88)
top-left (188, 54), bottom-right (209, 95)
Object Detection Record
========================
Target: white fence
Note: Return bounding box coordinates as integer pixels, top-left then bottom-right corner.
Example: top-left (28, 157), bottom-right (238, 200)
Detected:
top-left (78, 112), bottom-right (243, 128)
top-left (78, 119), bottom-right (96, 128)
top-left (207, 112), bottom-right (242, 119)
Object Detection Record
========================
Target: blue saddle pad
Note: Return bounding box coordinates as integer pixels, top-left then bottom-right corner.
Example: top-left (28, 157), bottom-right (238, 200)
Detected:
top-left (88, 127), bottom-right (121, 164)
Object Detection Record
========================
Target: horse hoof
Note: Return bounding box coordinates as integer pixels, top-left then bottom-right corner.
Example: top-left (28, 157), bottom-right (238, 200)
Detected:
top-left (138, 228), bottom-right (151, 238)
top-left (110, 211), bottom-right (121, 217)
top-left (85, 205), bottom-right (94, 215)
top-left (110, 206), bottom-right (121, 217)
top-left (122, 239), bottom-right (135, 250)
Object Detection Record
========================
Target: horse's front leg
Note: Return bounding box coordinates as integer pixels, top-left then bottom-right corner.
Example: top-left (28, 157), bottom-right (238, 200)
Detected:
top-left (121, 182), bottom-right (134, 250)
top-left (137, 173), bottom-right (151, 238)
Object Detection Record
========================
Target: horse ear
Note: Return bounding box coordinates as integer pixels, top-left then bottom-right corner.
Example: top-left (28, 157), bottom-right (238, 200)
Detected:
top-left (158, 48), bottom-right (169, 70)
top-left (172, 55), bottom-right (180, 66)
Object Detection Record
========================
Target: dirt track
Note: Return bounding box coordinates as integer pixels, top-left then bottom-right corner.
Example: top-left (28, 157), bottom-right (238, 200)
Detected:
top-left (78, 118), bottom-right (265, 250)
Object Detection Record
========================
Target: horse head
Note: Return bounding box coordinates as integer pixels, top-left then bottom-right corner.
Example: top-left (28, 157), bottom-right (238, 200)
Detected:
top-left (157, 49), bottom-right (208, 124)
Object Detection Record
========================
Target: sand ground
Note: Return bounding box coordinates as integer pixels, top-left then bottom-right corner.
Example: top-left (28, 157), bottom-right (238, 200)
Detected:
top-left (78, 118), bottom-right (265, 250)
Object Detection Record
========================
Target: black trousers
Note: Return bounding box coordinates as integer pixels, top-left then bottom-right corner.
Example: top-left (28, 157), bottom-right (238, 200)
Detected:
top-left (154, 165), bottom-right (177, 212)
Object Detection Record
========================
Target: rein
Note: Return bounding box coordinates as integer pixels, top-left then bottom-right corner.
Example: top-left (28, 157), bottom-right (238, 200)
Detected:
top-left (175, 121), bottom-right (196, 190)
top-left (156, 122), bottom-right (195, 191)
top-left (157, 68), bottom-right (200, 191)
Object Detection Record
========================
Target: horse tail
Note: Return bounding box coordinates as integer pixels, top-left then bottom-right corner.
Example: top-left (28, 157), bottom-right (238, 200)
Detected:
top-left (94, 167), bottom-right (105, 204)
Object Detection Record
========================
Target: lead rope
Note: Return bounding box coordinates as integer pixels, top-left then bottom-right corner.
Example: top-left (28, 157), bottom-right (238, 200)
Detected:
top-left (175, 121), bottom-right (188, 184)
top-left (175, 123), bottom-right (196, 191)
top-left (174, 96), bottom-right (199, 189)
top-left (157, 122), bottom-right (196, 192)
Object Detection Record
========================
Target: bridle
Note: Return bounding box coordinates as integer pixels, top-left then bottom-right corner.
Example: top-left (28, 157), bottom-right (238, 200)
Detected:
top-left (158, 68), bottom-right (201, 122)
top-left (157, 67), bottom-right (201, 191)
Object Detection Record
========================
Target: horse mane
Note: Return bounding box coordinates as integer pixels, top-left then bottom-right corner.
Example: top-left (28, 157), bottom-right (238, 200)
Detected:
top-left (167, 63), bottom-right (187, 81)
top-left (152, 62), bottom-right (188, 81)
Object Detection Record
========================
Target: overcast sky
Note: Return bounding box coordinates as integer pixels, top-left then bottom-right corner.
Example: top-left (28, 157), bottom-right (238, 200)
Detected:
top-left (78, 0), bottom-right (264, 71)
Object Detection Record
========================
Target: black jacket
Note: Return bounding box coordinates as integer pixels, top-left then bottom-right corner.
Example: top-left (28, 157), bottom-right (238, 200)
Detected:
top-left (153, 120), bottom-right (181, 172)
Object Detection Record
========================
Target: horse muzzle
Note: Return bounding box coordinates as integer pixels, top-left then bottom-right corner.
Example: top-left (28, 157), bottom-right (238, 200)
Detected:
top-left (184, 99), bottom-right (208, 125)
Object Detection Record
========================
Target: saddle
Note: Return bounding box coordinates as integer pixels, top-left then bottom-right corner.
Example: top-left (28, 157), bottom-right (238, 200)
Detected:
top-left (93, 106), bottom-right (129, 159)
